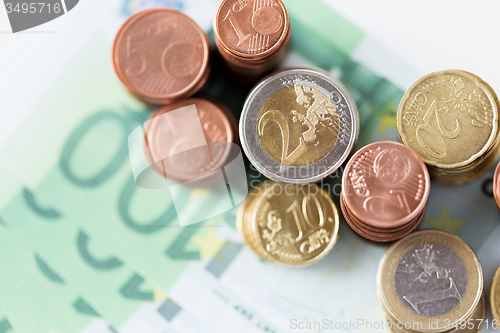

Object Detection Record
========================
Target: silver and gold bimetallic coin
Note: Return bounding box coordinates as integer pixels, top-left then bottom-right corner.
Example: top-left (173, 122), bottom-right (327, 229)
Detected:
top-left (377, 230), bottom-right (484, 333)
top-left (240, 68), bottom-right (359, 184)
top-left (491, 266), bottom-right (500, 330)
top-left (236, 181), bottom-right (340, 265)
top-left (397, 70), bottom-right (500, 185)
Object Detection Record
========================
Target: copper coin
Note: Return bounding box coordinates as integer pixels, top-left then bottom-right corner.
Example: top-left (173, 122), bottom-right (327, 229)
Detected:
top-left (214, 0), bottom-right (289, 59)
top-left (113, 9), bottom-right (210, 105)
top-left (494, 162), bottom-right (500, 209)
top-left (340, 196), bottom-right (424, 242)
top-left (144, 98), bottom-right (237, 183)
top-left (342, 141), bottom-right (430, 230)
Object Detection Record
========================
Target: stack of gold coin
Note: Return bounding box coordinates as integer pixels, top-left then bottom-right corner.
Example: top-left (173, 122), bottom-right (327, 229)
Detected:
top-left (397, 70), bottom-right (500, 185)
top-left (213, 0), bottom-right (290, 78)
top-left (491, 266), bottom-right (500, 330)
top-left (341, 141), bottom-right (430, 242)
top-left (377, 230), bottom-right (485, 333)
top-left (236, 181), bottom-right (340, 265)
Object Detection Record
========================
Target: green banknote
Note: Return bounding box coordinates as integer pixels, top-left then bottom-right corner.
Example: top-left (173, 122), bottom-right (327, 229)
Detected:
top-left (0, 176), bottom-right (155, 328)
top-left (0, 271), bottom-right (46, 333)
top-left (0, 222), bottom-right (98, 333)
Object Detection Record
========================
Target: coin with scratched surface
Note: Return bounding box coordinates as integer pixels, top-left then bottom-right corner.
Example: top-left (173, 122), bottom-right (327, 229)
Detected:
top-left (113, 9), bottom-right (210, 104)
top-left (491, 266), bottom-right (500, 329)
top-left (249, 181), bottom-right (339, 265)
top-left (240, 68), bottom-right (359, 184)
top-left (398, 70), bottom-right (498, 169)
top-left (377, 230), bottom-right (483, 333)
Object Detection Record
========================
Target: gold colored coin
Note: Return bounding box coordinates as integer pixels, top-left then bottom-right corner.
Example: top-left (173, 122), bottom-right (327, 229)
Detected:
top-left (385, 294), bottom-right (485, 333)
top-left (257, 85), bottom-right (340, 167)
top-left (491, 266), bottom-right (500, 329)
top-left (398, 70), bottom-right (498, 169)
top-left (250, 181), bottom-right (339, 265)
top-left (236, 182), bottom-right (274, 261)
top-left (377, 230), bottom-right (483, 333)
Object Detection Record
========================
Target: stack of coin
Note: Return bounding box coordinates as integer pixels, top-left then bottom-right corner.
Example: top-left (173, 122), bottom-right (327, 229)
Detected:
top-left (236, 181), bottom-right (340, 265)
top-left (493, 163), bottom-right (500, 211)
top-left (213, 0), bottom-right (290, 77)
top-left (377, 230), bottom-right (485, 333)
top-left (113, 9), bottom-right (211, 105)
top-left (143, 98), bottom-right (238, 184)
top-left (341, 141), bottom-right (430, 242)
top-left (491, 266), bottom-right (500, 329)
top-left (240, 68), bottom-right (359, 184)
top-left (397, 70), bottom-right (500, 185)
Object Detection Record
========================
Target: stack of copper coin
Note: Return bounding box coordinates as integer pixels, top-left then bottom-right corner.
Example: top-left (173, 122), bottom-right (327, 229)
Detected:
top-left (492, 162), bottom-right (500, 211)
top-left (236, 181), bottom-right (340, 265)
top-left (213, 0), bottom-right (290, 78)
top-left (341, 141), bottom-right (430, 242)
top-left (377, 230), bottom-right (485, 333)
top-left (397, 70), bottom-right (500, 185)
top-left (143, 98), bottom-right (238, 184)
top-left (113, 9), bottom-right (211, 105)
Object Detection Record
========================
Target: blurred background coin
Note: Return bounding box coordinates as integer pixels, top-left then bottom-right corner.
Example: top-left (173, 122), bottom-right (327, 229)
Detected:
top-left (113, 9), bottom-right (211, 105)
top-left (213, 0), bottom-right (290, 78)
top-left (240, 68), bottom-right (359, 184)
top-left (397, 70), bottom-right (500, 185)
top-left (341, 141), bottom-right (430, 242)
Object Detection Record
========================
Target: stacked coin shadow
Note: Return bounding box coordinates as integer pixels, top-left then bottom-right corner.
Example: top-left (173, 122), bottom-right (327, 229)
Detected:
top-left (377, 230), bottom-right (485, 333)
top-left (340, 141), bottom-right (430, 242)
top-left (236, 181), bottom-right (340, 266)
top-left (397, 70), bottom-right (500, 185)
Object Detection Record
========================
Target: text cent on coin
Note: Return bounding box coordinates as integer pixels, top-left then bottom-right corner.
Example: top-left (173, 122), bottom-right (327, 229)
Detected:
top-left (240, 69), bottom-right (359, 184)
